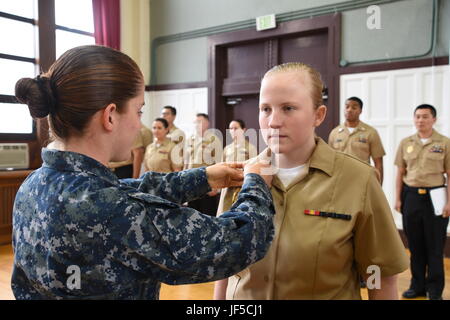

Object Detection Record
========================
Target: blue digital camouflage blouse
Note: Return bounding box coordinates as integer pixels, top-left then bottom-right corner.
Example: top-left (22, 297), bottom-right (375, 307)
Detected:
top-left (11, 149), bottom-right (275, 299)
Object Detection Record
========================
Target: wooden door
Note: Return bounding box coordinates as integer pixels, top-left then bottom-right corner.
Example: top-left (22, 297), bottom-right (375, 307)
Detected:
top-left (209, 14), bottom-right (341, 145)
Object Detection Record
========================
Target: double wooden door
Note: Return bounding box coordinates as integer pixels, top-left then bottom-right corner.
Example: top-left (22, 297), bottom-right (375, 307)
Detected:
top-left (208, 14), bottom-right (341, 145)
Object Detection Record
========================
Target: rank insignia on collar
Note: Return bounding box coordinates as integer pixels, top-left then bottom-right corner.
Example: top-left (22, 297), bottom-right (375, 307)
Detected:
top-left (338, 128), bottom-right (344, 133)
top-left (304, 209), bottom-right (351, 220)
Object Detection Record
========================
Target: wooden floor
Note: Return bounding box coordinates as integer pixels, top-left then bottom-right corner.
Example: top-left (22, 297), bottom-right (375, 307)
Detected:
top-left (1, 244), bottom-right (449, 300)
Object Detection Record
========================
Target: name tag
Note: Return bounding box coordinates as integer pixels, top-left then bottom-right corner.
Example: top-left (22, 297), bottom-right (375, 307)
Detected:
top-left (304, 209), bottom-right (351, 221)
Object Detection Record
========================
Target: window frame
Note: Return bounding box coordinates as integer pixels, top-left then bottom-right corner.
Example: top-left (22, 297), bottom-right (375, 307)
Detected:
top-left (0, 10), bottom-right (38, 141)
top-left (0, 0), bottom-right (95, 169)
top-left (0, 0), bottom-right (95, 143)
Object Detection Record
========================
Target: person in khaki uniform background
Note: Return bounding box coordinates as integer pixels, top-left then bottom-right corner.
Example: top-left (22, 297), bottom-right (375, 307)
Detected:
top-left (328, 97), bottom-right (386, 184)
top-left (394, 104), bottom-right (450, 300)
top-left (161, 105), bottom-right (186, 145)
top-left (144, 118), bottom-right (182, 173)
top-left (214, 62), bottom-right (409, 300)
top-left (109, 124), bottom-right (153, 179)
top-left (223, 119), bottom-right (257, 163)
top-left (184, 113), bottom-right (223, 216)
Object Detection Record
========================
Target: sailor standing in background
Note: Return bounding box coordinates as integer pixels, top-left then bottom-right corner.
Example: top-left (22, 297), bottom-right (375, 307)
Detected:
top-left (184, 113), bottom-right (223, 216)
top-left (328, 97), bottom-right (385, 184)
top-left (395, 104), bottom-right (450, 300)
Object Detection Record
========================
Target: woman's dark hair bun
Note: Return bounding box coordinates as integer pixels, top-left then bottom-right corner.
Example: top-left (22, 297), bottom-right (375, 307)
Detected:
top-left (15, 76), bottom-right (54, 119)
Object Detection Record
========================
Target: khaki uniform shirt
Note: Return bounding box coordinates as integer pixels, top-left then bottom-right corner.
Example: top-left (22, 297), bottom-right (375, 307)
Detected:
top-left (167, 125), bottom-right (185, 145)
top-left (109, 126), bottom-right (153, 169)
top-left (394, 129), bottom-right (450, 187)
top-left (223, 140), bottom-right (258, 163)
top-left (184, 131), bottom-right (223, 169)
top-left (328, 121), bottom-right (386, 163)
top-left (144, 138), bottom-right (182, 173)
top-left (218, 138), bottom-right (408, 300)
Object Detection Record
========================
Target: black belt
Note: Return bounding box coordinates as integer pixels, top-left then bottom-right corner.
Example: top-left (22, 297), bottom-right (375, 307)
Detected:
top-left (403, 184), bottom-right (445, 195)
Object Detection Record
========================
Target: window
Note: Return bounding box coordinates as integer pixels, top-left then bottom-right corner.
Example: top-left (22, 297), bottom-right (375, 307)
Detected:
top-left (0, 0), bottom-right (94, 140)
top-left (0, 0), bottom-right (38, 139)
top-left (55, 0), bottom-right (95, 59)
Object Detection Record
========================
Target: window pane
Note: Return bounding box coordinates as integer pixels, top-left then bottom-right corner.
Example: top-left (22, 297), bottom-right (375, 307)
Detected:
top-left (0, 18), bottom-right (37, 58)
top-left (0, 59), bottom-right (36, 95)
top-left (0, 103), bottom-right (33, 134)
top-left (56, 30), bottom-right (95, 59)
top-left (0, 0), bottom-right (36, 19)
top-left (55, 0), bottom-right (94, 33)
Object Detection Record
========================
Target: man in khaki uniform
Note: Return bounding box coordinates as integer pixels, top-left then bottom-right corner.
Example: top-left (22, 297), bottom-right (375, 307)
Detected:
top-left (184, 113), bottom-right (223, 216)
top-left (109, 124), bottom-right (153, 179)
top-left (394, 104), bottom-right (450, 300)
top-left (216, 138), bottom-right (409, 299)
top-left (328, 97), bottom-right (386, 184)
top-left (161, 106), bottom-right (186, 145)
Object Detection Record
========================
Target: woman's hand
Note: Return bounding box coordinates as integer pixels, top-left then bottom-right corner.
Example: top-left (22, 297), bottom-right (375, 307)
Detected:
top-left (206, 162), bottom-right (245, 189)
top-left (244, 161), bottom-right (273, 187)
top-left (443, 202), bottom-right (450, 218)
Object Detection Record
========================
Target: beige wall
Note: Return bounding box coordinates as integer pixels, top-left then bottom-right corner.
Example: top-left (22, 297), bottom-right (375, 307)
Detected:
top-left (120, 0), bottom-right (151, 84)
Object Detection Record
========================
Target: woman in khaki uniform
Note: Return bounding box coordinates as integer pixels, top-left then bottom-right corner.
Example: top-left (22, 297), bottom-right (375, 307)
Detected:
top-left (144, 118), bottom-right (182, 173)
top-left (214, 62), bottom-right (409, 300)
top-left (223, 119), bottom-right (257, 163)
top-left (394, 104), bottom-right (450, 300)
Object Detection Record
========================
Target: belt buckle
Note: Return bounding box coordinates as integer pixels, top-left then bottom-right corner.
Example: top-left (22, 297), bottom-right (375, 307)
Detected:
top-left (418, 188), bottom-right (427, 195)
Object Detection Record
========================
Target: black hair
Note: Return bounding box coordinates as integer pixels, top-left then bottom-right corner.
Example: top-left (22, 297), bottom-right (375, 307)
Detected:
top-left (162, 105), bottom-right (176, 116)
top-left (414, 104), bottom-right (437, 118)
top-left (154, 117), bottom-right (169, 128)
top-left (196, 113), bottom-right (209, 120)
top-left (346, 96), bottom-right (363, 109)
top-left (230, 119), bottom-right (246, 129)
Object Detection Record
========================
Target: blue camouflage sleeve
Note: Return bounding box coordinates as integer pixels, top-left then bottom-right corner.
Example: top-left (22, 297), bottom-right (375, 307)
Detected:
top-left (119, 167), bottom-right (211, 204)
top-left (111, 173), bottom-right (274, 285)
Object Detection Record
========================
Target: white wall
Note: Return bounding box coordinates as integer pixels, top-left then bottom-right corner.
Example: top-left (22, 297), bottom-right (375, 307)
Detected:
top-left (144, 88), bottom-right (208, 138)
top-left (340, 65), bottom-right (450, 231)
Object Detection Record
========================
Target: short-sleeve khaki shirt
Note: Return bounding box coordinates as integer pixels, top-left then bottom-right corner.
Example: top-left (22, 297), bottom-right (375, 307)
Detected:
top-left (167, 125), bottom-right (185, 145)
top-left (218, 138), bottom-right (408, 300)
top-left (328, 121), bottom-right (386, 163)
top-left (144, 138), bottom-right (182, 173)
top-left (184, 131), bottom-right (223, 169)
top-left (223, 140), bottom-right (257, 163)
top-left (394, 129), bottom-right (450, 187)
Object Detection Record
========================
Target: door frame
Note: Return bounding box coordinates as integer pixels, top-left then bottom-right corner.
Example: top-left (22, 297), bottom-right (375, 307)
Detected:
top-left (207, 13), bottom-right (342, 137)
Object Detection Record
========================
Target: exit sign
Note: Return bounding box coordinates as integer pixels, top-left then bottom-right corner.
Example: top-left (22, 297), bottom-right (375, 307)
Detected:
top-left (256, 14), bottom-right (276, 31)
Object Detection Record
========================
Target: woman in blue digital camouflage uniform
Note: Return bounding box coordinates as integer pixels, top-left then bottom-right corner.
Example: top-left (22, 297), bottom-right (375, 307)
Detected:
top-left (12, 45), bottom-right (275, 299)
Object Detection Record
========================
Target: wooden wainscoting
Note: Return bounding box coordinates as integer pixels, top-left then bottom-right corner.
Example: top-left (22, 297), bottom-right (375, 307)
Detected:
top-left (0, 170), bottom-right (33, 245)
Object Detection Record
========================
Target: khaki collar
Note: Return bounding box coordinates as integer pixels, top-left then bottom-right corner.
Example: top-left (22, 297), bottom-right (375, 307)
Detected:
top-left (309, 137), bottom-right (335, 177)
top-left (340, 121), bottom-right (367, 135)
top-left (169, 125), bottom-right (178, 133)
top-left (253, 137), bottom-right (335, 179)
top-left (411, 129), bottom-right (440, 146)
top-left (155, 138), bottom-right (171, 147)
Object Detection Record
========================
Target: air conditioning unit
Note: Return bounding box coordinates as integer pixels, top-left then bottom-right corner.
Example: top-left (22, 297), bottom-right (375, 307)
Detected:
top-left (0, 143), bottom-right (29, 170)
